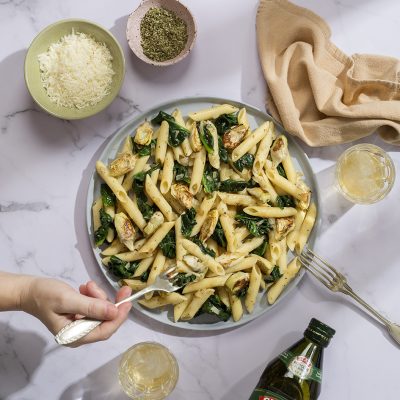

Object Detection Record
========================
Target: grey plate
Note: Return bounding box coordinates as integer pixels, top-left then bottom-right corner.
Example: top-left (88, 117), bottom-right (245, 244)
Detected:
top-left (86, 97), bottom-right (320, 331)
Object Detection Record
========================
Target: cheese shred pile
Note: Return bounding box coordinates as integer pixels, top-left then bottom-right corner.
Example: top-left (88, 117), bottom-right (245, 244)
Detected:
top-left (38, 30), bottom-right (115, 109)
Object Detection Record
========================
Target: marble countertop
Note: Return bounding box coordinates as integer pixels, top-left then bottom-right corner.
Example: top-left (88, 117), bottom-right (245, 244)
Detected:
top-left (1, 0), bottom-right (400, 399)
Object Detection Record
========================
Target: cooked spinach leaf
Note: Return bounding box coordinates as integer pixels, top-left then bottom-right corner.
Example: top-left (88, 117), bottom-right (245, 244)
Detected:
top-left (276, 195), bottom-right (296, 209)
top-left (198, 121), bottom-right (214, 154)
top-left (251, 239), bottom-right (269, 256)
top-left (233, 153), bottom-right (255, 172)
top-left (172, 273), bottom-right (196, 287)
top-left (132, 171), bottom-right (158, 221)
top-left (277, 163), bottom-right (287, 179)
top-left (101, 184), bottom-right (115, 207)
top-left (151, 111), bottom-right (189, 147)
top-left (214, 113), bottom-right (238, 136)
top-left (174, 162), bottom-right (191, 184)
top-left (140, 269), bottom-right (150, 282)
top-left (108, 256), bottom-right (139, 279)
top-left (131, 138), bottom-right (156, 157)
top-left (159, 229), bottom-right (176, 258)
top-left (218, 136), bottom-right (229, 163)
top-left (200, 294), bottom-right (231, 321)
top-left (236, 286), bottom-right (249, 299)
top-left (211, 220), bottom-right (227, 248)
top-left (133, 163), bottom-right (161, 182)
top-left (94, 208), bottom-right (113, 246)
top-left (265, 266), bottom-right (282, 283)
top-left (181, 207), bottom-right (196, 237)
top-left (202, 163), bottom-right (220, 194)
top-left (219, 179), bottom-right (251, 193)
top-left (191, 235), bottom-right (216, 258)
top-left (235, 211), bottom-right (272, 236)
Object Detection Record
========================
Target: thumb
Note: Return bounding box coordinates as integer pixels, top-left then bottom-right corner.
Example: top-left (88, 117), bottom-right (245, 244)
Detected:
top-left (64, 292), bottom-right (118, 321)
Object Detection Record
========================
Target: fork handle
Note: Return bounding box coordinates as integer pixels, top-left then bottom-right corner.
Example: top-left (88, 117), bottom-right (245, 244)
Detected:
top-left (54, 286), bottom-right (156, 345)
top-left (343, 284), bottom-right (391, 326)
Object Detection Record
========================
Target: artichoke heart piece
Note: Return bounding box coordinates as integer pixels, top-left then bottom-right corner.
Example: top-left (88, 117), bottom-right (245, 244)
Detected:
top-left (271, 136), bottom-right (288, 167)
top-left (183, 255), bottom-right (207, 273)
top-left (109, 153), bottom-right (137, 177)
top-left (223, 125), bottom-right (248, 150)
top-left (295, 177), bottom-right (311, 210)
top-left (134, 121), bottom-right (153, 146)
top-left (171, 183), bottom-right (193, 209)
top-left (189, 121), bottom-right (202, 152)
top-left (199, 209), bottom-right (219, 242)
top-left (247, 188), bottom-right (271, 204)
top-left (225, 272), bottom-right (250, 298)
top-left (114, 212), bottom-right (136, 251)
top-left (143, 211), bottom-right (165, 237)
top-left (274, 216), bottom-right (295, 241)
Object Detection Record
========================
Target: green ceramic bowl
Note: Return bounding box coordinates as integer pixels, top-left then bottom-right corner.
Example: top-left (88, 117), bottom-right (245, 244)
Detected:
top-left (24, 19), bottom-right (125, 120)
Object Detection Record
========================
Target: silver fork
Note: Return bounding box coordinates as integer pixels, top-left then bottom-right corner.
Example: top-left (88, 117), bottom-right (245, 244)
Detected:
top-left (54, 267), bottom-right (180, 346)
top-left (299, 246), bottom-right (400, 347)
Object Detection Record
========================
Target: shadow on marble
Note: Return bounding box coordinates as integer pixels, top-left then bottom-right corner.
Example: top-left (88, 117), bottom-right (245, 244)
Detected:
top-left (314, 163), bottom-right (354, 236)
top-left (220, 330), bottom-right (299, 400)
top-left (59, 354), bottom-right (129, 400)
top-left (0, 322), bottom-right (47, 399)
top-left (240, 2), bottom-right (267, 110)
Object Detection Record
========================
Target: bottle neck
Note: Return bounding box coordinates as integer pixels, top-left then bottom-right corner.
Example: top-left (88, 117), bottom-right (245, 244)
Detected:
top-left (304, 329), bottom-right (331, 348)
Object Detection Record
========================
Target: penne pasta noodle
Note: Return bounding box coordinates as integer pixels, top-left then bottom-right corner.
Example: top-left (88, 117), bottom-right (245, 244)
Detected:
top-left (155, 121), bottom-right (169, 165)
top-left (96, 161), bottom-right (146, 230)
top-left (145, 176), bottom-right (175, 221)
top-left (190, 147), bottom-right (206, 195)
top-left (253, 122), bottom-right (275, 173)
top-left (180, 288), bottom-right (215, 320)
top-left (245, 266), bottom-right (262, 313)
top-left (174, 293), bottom-right (193, 322)
top-left (295, 203), bottom-right (317, 254)
top-left (268, 257), bottom-right (301, 304)
top-left (139, 292), bottom-right (188, 309)
top-left (191, 192), bottom-right (217, 236)
top-left (182, 275), bottom-right (231, 294)
top-left (160, 148), bottom-right (174, 194)
top-left (188, 104), bottom-right (238, 121)
top-left (182, 239), bottom-right (225, 275)
top-left (244, 205), bottom-right (297, 218)
top-left (217, 192), bottom-right (257, 207)
top-left (232, 121), bottom-right (270, 162)
top-left (133, 255), bottom-right (156, 277)
top-left (139, 221), bottom-right (175, 254)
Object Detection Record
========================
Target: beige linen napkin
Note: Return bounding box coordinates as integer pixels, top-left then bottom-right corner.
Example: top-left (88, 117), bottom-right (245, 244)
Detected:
top-left (256, 0), bottom-right (400, 146)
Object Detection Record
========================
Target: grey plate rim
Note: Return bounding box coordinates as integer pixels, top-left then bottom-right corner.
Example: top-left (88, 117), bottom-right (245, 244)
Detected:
top-left (86, 96), bottom-right (320, 332)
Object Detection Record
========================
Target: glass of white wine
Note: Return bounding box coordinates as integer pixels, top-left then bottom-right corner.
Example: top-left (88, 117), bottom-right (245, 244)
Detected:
top-left (335, 144), bottom-right (395, 204)
top-left (118, 342), bottom-right (179, 400)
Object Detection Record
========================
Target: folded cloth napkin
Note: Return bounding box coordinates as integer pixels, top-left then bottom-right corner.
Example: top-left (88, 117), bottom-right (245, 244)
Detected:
top-left (256, 0), bottom-right (400, 146)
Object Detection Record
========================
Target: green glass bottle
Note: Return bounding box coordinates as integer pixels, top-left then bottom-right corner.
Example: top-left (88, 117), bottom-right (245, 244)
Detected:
top-left (249, 318), bottom-right (335, 400)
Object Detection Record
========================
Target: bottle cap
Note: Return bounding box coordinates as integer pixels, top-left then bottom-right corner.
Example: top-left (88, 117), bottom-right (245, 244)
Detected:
top-left (304, 318), bottom-right (336, 347)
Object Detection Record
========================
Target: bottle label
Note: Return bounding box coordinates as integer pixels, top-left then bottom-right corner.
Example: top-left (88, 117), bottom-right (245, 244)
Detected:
top-left (249, 388), bottom-right (288, 400)
top-left (279, 351), bottom-right (322, 383)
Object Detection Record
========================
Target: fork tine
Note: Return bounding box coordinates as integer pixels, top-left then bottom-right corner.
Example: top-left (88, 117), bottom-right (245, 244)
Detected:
top-left (298, 256), bottom-right (333, 289)
top-left (302, 247), bottom-right (336, 279)
top-left (299, 255), bottom-right (333, 286)
top-left (163, 266), bottom-right (178, 280)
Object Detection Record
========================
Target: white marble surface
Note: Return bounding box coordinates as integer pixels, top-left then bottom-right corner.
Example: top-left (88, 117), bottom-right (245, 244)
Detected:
top-left (1, 0), bottom-right (400, 399)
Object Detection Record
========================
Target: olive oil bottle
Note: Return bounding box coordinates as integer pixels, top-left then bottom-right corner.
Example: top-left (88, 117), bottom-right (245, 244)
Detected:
top-left (249, 318), bottom-right (335, 400)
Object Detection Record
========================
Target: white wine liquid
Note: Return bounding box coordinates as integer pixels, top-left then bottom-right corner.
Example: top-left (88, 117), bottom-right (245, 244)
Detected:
top-left (119, 342), bottom-right (178, 400)
top-left (336, 145), bottom-right (395, 204)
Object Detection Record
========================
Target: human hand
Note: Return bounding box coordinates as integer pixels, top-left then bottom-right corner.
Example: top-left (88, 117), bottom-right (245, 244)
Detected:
top-left (20, 277), bottom-right (132, 346)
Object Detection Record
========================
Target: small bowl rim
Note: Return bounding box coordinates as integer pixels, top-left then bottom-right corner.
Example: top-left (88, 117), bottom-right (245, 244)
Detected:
top-left (24, 18), bottom-right (126, 120)
top-left (126, 0), bottom-right (197, 67)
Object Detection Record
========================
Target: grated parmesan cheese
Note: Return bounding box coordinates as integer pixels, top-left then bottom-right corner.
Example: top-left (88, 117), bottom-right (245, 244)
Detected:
top-left (38, 30), bottom-right (115, 109)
